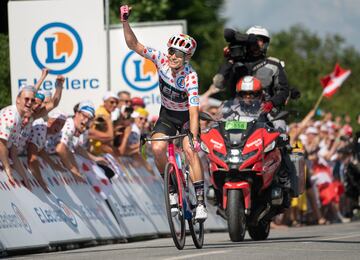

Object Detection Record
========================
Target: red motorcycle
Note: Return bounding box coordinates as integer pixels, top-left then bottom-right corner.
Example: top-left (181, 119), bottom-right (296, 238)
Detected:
top-left (200, 111), bottom-right (290, 242)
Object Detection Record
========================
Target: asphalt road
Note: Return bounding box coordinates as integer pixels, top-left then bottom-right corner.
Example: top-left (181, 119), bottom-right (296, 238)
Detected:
top-left (7, 221), bottom-right (360, 260)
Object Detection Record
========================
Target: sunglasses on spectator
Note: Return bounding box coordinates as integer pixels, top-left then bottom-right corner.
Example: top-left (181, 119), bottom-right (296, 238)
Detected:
top-left (168, 48), bottom-right (186, 58)
top-left (24, 97), bottom-right (35, 103)
top-left (238, 91), bottom-right (262, 98)
top-left (138, 117), bottom-right (147, 122)
top-left (109, 100), bottom-right (118, 105)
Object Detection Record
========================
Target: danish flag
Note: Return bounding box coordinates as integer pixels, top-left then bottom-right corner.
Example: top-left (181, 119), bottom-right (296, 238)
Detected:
top-left (320, 63), bottom-right (351, 98)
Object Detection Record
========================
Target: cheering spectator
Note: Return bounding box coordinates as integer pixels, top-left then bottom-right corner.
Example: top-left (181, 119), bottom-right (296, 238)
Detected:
top-left (55, 101), bottom-right (96, 181)
top-left (27, 110), bottom-right (67, 192)
top-left (0, 85), bottom-right (36, 187)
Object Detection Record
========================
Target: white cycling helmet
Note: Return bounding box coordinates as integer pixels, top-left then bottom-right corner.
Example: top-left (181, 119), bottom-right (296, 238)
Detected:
top-left (167, 33), bottom-right (197, 58)
top-left (246, 26), bottom-right (270, 54)
top-left (246, 26), bottom-right (270, 41)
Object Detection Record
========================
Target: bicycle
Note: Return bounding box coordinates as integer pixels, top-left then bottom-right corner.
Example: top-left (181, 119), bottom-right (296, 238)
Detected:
top-left (142, 133), bottom-right (204, 250)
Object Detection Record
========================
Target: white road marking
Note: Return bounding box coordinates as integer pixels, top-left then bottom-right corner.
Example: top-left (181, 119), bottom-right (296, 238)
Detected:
top-left (165, 250), bottom-right (228, 260)
top-left (319, 233), bottom-right (360, 241)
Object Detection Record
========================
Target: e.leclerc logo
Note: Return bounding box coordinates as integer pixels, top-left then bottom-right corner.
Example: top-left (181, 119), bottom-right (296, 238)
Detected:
top-left (0, 203), bottom-right (33, 234)
top-left (122, 50), bottom-right (158, 91)
top-left (57, 199), bottom-right (78, 227)
top-left (19, 22), bottom-right (99, 90)
top-left (31, 22), bottom-right (82, 75)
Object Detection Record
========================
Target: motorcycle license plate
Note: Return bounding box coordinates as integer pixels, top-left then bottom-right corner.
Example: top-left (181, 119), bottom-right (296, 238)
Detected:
top-left (225, 121), bottom-right (247, 130)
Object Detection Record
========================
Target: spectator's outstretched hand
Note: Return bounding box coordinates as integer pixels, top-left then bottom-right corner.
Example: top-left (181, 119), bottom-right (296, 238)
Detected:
top-left (41, 67), bottom-right (49, 78)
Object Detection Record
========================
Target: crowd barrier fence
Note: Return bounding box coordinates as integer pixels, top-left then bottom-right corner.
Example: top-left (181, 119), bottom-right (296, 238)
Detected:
top-left (0, 154), bottom-right (227, 254)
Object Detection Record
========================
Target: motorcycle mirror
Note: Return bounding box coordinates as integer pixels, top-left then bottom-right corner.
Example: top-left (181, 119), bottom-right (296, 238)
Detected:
top-left (271, 111), bottom-right (289, 122)
top-left (199, 112), bottom-right (214, 122)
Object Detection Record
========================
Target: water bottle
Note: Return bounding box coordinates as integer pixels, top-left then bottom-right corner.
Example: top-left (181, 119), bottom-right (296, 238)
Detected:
top-left (175, 153), bottom-right (182, 169)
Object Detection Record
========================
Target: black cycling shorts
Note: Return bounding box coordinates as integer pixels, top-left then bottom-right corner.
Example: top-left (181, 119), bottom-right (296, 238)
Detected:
top-left (152, 106), bottom-right (190, 136)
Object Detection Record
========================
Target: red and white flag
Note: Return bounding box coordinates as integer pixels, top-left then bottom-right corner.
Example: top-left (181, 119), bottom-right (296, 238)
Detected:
top-left (320, 63), bottom-right (351, 98)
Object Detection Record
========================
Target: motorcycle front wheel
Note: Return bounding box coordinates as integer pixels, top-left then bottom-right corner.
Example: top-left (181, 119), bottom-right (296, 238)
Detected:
top-left (226, 189), bottom-right (246, 242)
top-left (248, 219), bottom-right (270, 241)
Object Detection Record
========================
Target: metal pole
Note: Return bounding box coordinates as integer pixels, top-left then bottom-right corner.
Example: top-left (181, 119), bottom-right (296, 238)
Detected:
top-left (105, 0), bottom-right (110, 91)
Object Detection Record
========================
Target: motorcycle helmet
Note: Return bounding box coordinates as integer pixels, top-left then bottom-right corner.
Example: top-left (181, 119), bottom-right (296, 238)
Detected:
top-left (236, 76), bottom-right (263, 113)
top-left (246, 25), bottom-right (270, 55)
top-left (167, 33), bottom-right (197, 58)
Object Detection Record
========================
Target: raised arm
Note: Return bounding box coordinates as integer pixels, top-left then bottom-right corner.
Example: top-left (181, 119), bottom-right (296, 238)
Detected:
top-left (34, 68), bottom-right (49, 91)
top-left (33, 75), bottom-right (64, 119)
top-left (120, 5), bottom-right (145, 55)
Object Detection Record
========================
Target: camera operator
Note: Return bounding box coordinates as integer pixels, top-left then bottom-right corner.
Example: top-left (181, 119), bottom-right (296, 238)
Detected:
top-left (214, 26), bottom-right (289, 119)
top-left (214, 26), bottom-right (294, 191)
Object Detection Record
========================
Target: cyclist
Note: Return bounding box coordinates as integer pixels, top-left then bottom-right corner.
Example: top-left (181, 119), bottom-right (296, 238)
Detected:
top-left (120, 5), bottom-right (207, 221)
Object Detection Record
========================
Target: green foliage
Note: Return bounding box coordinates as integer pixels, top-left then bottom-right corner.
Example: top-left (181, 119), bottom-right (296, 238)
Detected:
top-left (269, 25), bottom-right (360, 122)
top-left (0, 33), bottom-right (11, 108)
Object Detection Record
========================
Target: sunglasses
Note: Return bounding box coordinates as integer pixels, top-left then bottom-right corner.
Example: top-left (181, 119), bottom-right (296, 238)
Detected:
top-left (24, 97), bottom-right (35, 104)
top-left (238, 91), bottom-right (262, 98)
top-left (109, 100), bottom-right (118, 105)
top-left (138, 117), bottom-right (147, 122)
top-left (168, 48), bottom-right (186, 58)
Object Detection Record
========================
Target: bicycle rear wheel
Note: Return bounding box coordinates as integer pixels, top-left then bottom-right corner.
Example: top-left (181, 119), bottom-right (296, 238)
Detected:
top-left (164, 162), bottom-right (186, 250)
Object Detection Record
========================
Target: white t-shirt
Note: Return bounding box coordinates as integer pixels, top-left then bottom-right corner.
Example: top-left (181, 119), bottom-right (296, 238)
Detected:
top-left (59, 117), bottom-right (76, 152)
top-left (16, 122), bottom-right (33, 155)
top-left (29, 119), bottom-right (48, 151)
top-left (0, 105), bottom-right (22, 148)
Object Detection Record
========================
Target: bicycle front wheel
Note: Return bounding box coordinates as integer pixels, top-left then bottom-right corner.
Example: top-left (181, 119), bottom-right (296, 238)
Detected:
top-left (164, 162), bottom-right (186, 250)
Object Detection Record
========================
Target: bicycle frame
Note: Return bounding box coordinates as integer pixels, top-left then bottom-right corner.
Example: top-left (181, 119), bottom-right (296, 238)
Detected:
top-left (142, 133), bottom-right (204, 249)
top-left (144, 134), bottom-right (193, 220)
top-left (168, 141), bottom-right (194, 220)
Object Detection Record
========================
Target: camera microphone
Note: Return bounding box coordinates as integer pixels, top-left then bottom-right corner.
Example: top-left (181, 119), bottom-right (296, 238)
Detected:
top-left (224, 28), bottom-right (236, 42)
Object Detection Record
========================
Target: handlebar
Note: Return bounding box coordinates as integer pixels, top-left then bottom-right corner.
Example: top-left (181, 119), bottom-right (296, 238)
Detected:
top-left (141, 133), bottom-right (195, 150)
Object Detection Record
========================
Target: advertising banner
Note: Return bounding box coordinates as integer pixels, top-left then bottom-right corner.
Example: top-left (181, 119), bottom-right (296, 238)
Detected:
top-left (8, 0), bottom-right (107, 114)
top-left (109, 21), bottom-right (186, 116)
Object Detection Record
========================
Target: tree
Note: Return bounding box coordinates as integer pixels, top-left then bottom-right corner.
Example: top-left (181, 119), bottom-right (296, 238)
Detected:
top-left (268, 25), bottom-right (360, 121)
top-left (0, 33), bottom-right (11, 109)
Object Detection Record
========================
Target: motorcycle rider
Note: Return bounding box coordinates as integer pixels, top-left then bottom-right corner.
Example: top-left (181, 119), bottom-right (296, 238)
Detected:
top-left (213, 26), bottom-right (294, 191)
top-left (220, 76), bottom-right (263, 122)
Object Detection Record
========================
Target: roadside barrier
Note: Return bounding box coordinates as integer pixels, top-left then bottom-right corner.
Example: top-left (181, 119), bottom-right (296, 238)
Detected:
top-left (0, 154), bottom-right (227, 254)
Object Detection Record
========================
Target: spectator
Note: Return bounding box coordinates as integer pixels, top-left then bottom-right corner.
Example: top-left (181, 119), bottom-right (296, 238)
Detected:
top-left (89, 92), bottom-right (118, 155)
top-left (0, 85), bottom-right (36, 187)
top-left (27, 110), bottom-right (67, 192)
top-left (32, 75), bottom-right (64, 120)
top-left (112, 90), bottom-right (132, 121)
top-left (131, 97), bottom-right (145, 110)
top-left (55, 101), bottom-right (96, 181)
top-left (117, 107), bottom-right (148, 156)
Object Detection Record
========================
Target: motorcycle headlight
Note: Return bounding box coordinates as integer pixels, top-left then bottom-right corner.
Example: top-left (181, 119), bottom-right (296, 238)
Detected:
top-left (214, 150), bottom-right (227, 160)
top-left (242, 150), bottom-right (257, 161)
top-left (264, 141), bottom-right (276, 153)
